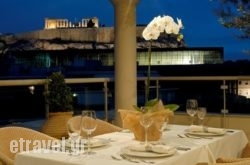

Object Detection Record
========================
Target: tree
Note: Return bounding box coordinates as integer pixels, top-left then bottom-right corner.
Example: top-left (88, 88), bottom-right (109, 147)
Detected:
top-left (212, 0), bottom-right (250, 39)
top-left (211, 0), bottom-right (249, 55)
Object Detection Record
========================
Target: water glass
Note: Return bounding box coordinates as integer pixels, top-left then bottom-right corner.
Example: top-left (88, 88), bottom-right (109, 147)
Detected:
top-left (66, 120), bottom-right (81, 156)
top-left (139, 113), bottom-right (153, 146)
top-left (186, 99), bottom-right (198, 125)
top-left (197, 107), bottom-right (207, 125)
top-left (81, 110), bottom-right (97, 155)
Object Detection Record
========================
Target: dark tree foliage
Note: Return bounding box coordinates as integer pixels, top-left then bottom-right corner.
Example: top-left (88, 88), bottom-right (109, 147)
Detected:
top-left (212, 0), bottom-right (250, 40)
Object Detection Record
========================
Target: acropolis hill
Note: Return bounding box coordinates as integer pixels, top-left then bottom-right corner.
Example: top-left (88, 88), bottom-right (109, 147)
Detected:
top-left (0, 17), bottom-right (185, 52)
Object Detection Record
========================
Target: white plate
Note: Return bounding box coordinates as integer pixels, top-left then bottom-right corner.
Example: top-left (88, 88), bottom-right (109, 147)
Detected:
top-left (64, 138), bottom-right (110, 148)
top-left (120, 146), bottom-right (176, 158)
top-left (186, 130), bottom-right (226, 136)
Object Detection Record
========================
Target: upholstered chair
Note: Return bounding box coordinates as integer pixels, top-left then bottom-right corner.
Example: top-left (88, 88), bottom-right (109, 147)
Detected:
top-left (67, 115), bottom-right (123, 138)
top-left (0, 126), bottom-right (59, 165)
top-left (196, 142), bottom-right (250, 165)
top-left (196, 159), bottom-right (250, 165)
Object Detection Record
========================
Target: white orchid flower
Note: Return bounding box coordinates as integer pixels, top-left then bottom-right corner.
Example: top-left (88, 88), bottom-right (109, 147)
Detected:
top-left (142, 15), bottom-right (183, 41)
top-left (141, 14), bottom-right (184, 102)
top-left (177, 18), bottom-right (183, 29)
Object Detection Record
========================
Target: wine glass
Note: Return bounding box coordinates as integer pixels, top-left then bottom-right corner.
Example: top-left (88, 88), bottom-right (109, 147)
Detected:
top-left (197, 107), bottom-right (207, 126)
top-left (66, 119), bottom-right (82, 156)
top-left (186, 99), bottom-right (198, 125)
top-left (154, 115), bottom-right (169, 133)
top-left (139, 112), bottom-right (153, 146)
top-left (81, 110), bottom-right (97, 155)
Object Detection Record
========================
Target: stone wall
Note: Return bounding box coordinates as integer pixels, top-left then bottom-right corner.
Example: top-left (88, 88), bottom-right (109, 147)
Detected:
top-left (0, 26), bottom-right (185, 51)
top-left (14, 27), bottom-right (115, 43)
top-left (10, 26), bottom-right (146, 44)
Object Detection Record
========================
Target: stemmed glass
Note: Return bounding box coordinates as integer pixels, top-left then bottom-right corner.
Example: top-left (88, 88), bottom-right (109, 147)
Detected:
top-left (156, 117), bottom-right (169, 132)
top-left (186, 99), bottom-right (198, 125)
top-left (197, 107), bottom-right (207, 126)
top-left (81, 110), bottom-right (97, 155)
top-left (139, 111), bottom-right (153, 146)
top-left (66, 119), bottom-right (82, 156)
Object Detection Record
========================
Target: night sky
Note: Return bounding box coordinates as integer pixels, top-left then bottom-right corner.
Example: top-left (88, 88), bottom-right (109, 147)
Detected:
top-left (0, 0), bottom-right (249, 61)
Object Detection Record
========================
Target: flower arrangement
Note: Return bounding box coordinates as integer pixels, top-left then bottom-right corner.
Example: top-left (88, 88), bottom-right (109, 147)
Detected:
top-left (118, 15), bottom-right (183, 141)
top-left (142, 15), bottom-right (184, 103)
top-left (119, 99), bottom-right (176, 141)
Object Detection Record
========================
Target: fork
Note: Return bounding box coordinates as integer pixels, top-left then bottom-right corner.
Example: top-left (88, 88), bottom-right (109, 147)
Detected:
top-left (177, 134), bottom-right (185, 138)
top-left (140, 159), bottom-right (155, 164)
top-left (185, 133), bottom-right (213, 139)
top-left (120, 154), bottom-right (155, 164)
top-left (111, 154), bottom-right (122, 161)
top-left (120, 153), bottom-right (140, 163)
top-left (184, 133), bottom-right (201, 139)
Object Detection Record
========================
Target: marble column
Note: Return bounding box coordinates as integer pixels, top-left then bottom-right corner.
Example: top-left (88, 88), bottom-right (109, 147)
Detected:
top-left (110, 0), bottom-right (139, 126)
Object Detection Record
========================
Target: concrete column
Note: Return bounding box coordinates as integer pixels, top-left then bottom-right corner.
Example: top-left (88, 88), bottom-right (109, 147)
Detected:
top-left (110, 0), bottom-right (139, 126)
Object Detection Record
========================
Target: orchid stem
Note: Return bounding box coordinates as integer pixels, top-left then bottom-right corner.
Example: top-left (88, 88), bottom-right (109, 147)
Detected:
top-left (146, 40), bottom-right (152, 103)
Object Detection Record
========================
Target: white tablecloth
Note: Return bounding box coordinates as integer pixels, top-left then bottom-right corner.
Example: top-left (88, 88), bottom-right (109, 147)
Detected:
top-left (14, 124), bottom-right (248, 165)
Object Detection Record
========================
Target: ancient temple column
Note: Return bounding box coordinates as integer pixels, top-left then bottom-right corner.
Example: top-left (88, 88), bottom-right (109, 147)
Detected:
top-left (110, 0), bottom-right (139, 126)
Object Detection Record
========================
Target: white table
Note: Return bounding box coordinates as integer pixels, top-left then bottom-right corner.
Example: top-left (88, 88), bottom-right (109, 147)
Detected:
top-left (14, 124), bottom-right (248, 165)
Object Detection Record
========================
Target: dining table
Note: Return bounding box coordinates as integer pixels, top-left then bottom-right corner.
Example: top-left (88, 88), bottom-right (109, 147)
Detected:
top-left (14, 124), bottom-right (249, 165)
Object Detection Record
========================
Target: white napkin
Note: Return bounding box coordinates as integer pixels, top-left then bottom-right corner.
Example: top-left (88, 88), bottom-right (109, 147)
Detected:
top-left (188, 125), bottom-right (225, 134)
top-left (128, 144), bottom-right (174, 154)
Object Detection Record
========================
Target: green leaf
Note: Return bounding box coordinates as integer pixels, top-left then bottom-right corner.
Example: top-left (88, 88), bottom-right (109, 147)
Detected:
top-left (133, 105), bottom-right (142, 111)
top-left (134, 99), bottom-right (179, 113)
top-left (164, 104), bottom-right (179, 111)
top-left (145, 98), bottom-right (159, 107)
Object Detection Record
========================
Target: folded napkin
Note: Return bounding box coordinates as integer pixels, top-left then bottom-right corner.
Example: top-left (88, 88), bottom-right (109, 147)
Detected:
top-left (128, 144), bottom-right (174, 154)
top-left (188, 125), bottom-right (225, 134)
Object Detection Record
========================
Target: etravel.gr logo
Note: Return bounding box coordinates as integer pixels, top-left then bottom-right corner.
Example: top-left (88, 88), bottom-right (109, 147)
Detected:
top-left (9, 137), bottom-right (85, 154)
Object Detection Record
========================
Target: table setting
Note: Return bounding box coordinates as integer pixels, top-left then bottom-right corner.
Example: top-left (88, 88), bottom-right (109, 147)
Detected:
top-left (64, 137), bottom-right (111, 149)
top-left (13, 104), bottom-right (248, 165)
top-left (120, 143), bottom-right (177, 158)
top-left (14, 123), bottom-right (249, 165)
top-left (185, 125), bottom-right (227, 137)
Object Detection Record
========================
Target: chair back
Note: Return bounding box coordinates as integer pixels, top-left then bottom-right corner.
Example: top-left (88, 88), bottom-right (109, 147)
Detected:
top-left (67, 115), bottom-right (123, 138)
top-left (0, 126), bottom-right (58, 165)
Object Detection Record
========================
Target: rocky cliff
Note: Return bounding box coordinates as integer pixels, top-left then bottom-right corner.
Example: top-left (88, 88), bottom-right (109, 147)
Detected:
top-left (0, 27), bottom-right (186, 53)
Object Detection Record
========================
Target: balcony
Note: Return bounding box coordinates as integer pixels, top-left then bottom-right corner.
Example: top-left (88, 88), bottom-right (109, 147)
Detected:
top-left (0, 76), bottom-right (250, 140)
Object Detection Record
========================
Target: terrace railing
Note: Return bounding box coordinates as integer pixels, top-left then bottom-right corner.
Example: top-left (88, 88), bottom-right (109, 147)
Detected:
top-left (0, 76), bottom-right (250, 122)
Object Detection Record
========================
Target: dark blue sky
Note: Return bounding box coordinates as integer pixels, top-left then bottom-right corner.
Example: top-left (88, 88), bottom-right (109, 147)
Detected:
top-left (0, 0), bottom-right (249, 61)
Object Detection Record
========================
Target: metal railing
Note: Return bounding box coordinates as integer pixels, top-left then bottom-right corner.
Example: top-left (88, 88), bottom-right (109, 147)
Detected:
top-left (0, 76), bottom-right (250, 121)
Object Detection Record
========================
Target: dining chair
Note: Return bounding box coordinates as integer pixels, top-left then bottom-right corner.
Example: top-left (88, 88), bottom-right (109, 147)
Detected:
top-left (196, 159), bottom-right (250, 165)
top-left (216, 158), bottom-right (250, 163)
top-left (214, 142), bottom-right (250, 163)
top-left (196, 142), bottom-right (250, 165)
top-left (67, 115), bottom-right (123, 138)
top-left (241, 142), bottom-right (250, 158)
top-left (0, 126), bottom-right (59, 165)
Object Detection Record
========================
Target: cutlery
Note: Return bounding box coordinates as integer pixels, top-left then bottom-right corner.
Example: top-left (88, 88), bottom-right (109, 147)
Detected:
top-left (120, 153), bottom-right (140, 163)
top-left (184, 133), bottom-right (201, 139)
top-left (141, 159), bottom-right (155, 164)
top-left (111, 155), bottom-right (122, 161)
top-left (151, 141), bottom-right (190, 152)
top-left (176, 146), bottom-right (191, 151)
top-left (120, 154), bottom-right (155, 164)
top-left (178, 133), bottom-right (201, 139)
top-left (177, 134), bottom-right (185, 138)
top-left (226, 130), bottom-right (234, 133)
top-left (184, 133), bottom-right (213, 139)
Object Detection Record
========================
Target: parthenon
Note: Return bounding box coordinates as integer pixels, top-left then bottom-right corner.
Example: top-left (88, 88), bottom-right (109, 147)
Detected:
top-left (44, 17), bottom-right (99, 29)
